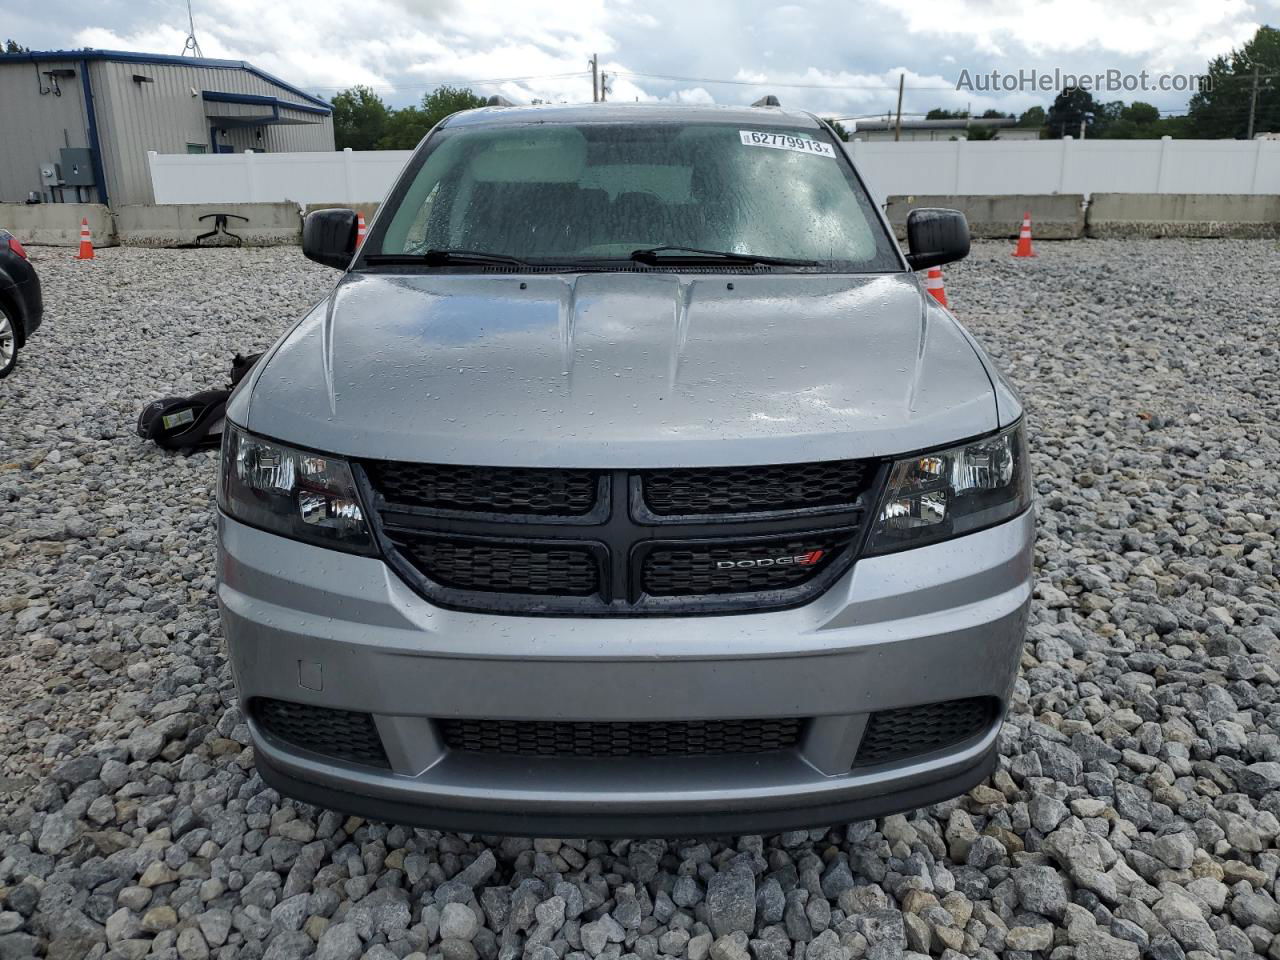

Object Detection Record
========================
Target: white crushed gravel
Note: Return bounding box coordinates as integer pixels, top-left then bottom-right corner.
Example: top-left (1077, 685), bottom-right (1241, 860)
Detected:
top-left (1, 239), bottom-right (1278, 960)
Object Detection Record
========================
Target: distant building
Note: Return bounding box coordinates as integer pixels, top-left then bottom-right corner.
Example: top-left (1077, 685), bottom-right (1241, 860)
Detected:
top-left (852, 117), bottom-right (1040, 142)
top-left (0, 49), bottom-right (334, 207)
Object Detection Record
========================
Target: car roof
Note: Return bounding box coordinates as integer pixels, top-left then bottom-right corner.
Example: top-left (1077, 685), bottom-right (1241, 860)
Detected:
top-left (442, 101), bottom-right (823, 130)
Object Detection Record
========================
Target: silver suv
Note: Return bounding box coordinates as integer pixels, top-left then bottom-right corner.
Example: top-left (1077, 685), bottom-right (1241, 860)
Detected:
top-left (217, 103), bottom-right (1032, 835)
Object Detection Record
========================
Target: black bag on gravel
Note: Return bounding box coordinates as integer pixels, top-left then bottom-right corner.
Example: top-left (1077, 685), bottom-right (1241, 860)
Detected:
top-left (136, 352), bottom-right (262, 453)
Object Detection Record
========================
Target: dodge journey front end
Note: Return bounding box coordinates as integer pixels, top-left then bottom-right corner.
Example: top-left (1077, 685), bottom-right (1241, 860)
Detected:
top-left (217, 102), bottom-right (1033, 835)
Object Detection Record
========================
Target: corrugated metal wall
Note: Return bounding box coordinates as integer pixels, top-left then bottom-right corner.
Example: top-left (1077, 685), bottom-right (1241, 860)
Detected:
top-left (0, 56), bottom-right (334, 206)
top-left (93, 59), bottom-right (334, 205)
top-left (0, 59), bottom-right (97, 204)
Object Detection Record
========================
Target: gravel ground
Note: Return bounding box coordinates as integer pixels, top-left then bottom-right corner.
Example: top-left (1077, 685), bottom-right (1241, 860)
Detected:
top-left (1, 239), bottom-right (1279, 960)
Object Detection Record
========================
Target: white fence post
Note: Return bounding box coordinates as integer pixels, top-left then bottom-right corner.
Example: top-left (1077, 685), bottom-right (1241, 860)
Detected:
top-left (342, 147), bottom-right (355, 203)
top-left (1057, 136), bottom-right (1072, 193)
top-left (1251, 137), bottom-right (1267, 193)
top-left (243, 149), bottom-right (259, 202)
top-left (1156, 136), bottom-right (1172, 193)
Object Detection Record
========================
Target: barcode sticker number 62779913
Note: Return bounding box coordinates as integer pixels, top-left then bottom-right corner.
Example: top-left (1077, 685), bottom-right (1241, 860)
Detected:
top-left (738, 130), bottom-right (836, 158)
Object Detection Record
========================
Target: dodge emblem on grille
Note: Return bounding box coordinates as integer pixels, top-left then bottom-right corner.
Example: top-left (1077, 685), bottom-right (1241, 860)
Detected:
top-left (716, 550), bottom-right (825, 570)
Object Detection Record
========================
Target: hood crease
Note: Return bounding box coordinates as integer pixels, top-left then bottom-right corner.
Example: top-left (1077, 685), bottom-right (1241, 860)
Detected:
top-left (248, 271), bottom-right (999, 468)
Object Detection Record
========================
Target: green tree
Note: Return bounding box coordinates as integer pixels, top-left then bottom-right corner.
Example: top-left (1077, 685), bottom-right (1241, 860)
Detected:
top-left (376, 106), bottom-right (430, 149)
top-left (1188, 25), bottom-right (1280, 138)
top-left (4, 39), bottom-right (27, 52)
top-left (965, 124), bottom-right (999, 141)
top-left (1091, 100), bottom-right (1125, 137)
top-left (1046, 88), bottom-right (1099, 137)
top-left (1155, 115), bottom-right (1192, 138)
top-left (925, 108), bottom-right (969, 120)
top-left (1097, 102), bottom-right (1172, 140)
top-left (823, 118), bottom-right (850, 140)
top-left (1122, 101), bottom-right (1160, 125)
top-left (979, 109), bottom-right (1013, 119)
top-left (421, 85), bottom-right (488, 128)
top-left (332, 85), bottom-right (391, 151)
top-left (1016, 106), bottom-right (1046, 128)
top-left (376, 85), bottom-right (489, 149)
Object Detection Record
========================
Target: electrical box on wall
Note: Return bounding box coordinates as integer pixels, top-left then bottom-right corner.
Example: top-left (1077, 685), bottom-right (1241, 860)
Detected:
top-left (59, 147), bottom-right (95, 186)
top-left (40, 163), bottom-right (62, 186)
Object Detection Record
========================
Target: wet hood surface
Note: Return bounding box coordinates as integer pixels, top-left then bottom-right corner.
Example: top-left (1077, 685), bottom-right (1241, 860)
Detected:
top-left (243, 271), bottom-right (998, 467)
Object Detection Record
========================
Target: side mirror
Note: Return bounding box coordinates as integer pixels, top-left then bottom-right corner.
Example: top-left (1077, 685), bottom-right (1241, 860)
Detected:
top-left (905, 208), bottom-right (970, 271)
top-left (302, 208), bottom-right (358, 269)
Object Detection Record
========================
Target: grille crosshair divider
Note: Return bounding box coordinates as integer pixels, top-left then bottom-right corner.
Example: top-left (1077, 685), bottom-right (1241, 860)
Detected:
top-left (356, 461), bottom-right (887, 617)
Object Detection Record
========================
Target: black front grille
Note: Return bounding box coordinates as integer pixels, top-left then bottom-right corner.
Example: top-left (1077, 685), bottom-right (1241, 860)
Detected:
top-left (853, 697), bottom-right (997, 768)
top-left (396, 538), bottom-right (599, 596)
top-left (641, 461), bottom-right (871, 516)
top-left (441, 717), bottom-right (806, 758)
top-left (252, 698), bottom-right (390, 769)
top-left (366, 462), bottom-right (599, 516)
top-left (642, 536), bottom-right (845, 597)
top-left (363, 458), bottom-right (879, 616)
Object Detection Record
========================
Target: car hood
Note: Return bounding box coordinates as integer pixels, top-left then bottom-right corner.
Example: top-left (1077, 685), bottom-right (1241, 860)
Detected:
top-left (240, 271), bottom-right (999, 467)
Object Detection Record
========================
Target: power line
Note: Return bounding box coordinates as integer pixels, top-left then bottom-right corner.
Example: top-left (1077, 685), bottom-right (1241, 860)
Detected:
top-left (304, 71), bottom-right (588, 92)
top-left (826, 112), bottom-right (933, 121)
top-left (613, 70), bottom-right (956, 92)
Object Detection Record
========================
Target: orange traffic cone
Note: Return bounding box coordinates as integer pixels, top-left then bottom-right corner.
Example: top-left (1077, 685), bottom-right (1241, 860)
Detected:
top-left (925, 266), bottom-right (948, 307)
top-left (75, 217), bottom-right (94, 260)
top-left (355, 212), bottom-right (367, 249)
top-left (1012, 211), bottom-right (1036, 258)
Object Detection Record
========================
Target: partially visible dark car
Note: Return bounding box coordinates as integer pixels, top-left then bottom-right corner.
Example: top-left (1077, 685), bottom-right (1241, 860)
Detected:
top-left (0, 228), bottom-right (43, 378)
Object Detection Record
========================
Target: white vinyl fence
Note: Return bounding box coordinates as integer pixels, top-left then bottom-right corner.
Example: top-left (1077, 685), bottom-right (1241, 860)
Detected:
top-left (148, 137), bottom-right (1280, 206)
top-left (846, 136), bottom-right (1280, 203)
top-left (148, 148), bottom-right (413, 205)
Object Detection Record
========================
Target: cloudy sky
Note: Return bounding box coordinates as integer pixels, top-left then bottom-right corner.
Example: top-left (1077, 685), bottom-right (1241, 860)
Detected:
top-left (5, 0), bottom-right (1275, 120)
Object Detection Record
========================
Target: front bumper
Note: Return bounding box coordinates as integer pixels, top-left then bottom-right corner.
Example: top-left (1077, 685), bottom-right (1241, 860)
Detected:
top-left (218, 509), bottom-right (1033, 835)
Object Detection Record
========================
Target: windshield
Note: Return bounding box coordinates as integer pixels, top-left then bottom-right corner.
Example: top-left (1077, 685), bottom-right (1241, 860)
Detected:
top-left (367, 120), bottom-right (900, 271)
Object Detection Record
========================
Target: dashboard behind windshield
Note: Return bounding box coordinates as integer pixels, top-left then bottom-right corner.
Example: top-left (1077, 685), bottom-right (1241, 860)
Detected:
top-left (368, 120), bottom-right (900, 272)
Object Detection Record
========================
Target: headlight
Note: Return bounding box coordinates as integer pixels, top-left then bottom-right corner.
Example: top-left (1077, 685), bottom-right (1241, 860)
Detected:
top-left (218, 423), bottom-right (374, 553)
top-left (865, 421), bottom-right (1031, 554)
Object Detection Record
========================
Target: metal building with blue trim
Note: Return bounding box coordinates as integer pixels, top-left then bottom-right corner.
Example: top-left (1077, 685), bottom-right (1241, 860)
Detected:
top-left (0, 49), bottom-right (335, 206)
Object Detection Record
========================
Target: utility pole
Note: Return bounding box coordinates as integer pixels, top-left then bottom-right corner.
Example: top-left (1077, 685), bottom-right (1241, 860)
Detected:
top-left (1248, 63), bottom-right (1261, 139)
top-left (181, 0), bottom-right (203, 57)
top-left (893, 73), bottom-right (904, 141)
top-left (1244, 66), bottom-right (1279, 139)
top-left (600, 72), bottom-right (609, 101)
top-left (590, 54), bottom-right (599, 102)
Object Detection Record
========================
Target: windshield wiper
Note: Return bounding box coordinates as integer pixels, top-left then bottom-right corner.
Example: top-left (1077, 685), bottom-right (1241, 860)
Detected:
top-left (364, 249), bottom-right (532, 267)
top-left (629, 245), bottom-right (819, 267)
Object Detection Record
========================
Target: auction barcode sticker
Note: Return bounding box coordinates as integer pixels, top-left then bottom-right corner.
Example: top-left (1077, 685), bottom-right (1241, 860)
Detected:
top-left (739, 130), bottom-right (836, 157)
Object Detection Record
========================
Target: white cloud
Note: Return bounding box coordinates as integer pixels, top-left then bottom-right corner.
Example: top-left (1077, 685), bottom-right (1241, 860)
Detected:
top-left (872, 0), bottom-right (1259, 59)
top-left (43, 0), bottom-right (1274, 115)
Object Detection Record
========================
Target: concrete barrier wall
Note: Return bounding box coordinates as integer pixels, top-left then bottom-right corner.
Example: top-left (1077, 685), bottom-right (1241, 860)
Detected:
top-left (0, 203), bottom-right (115, 247)
top-left (115, 203), bottom-right (302, 246)
top-left (885, 195), bottom-right (1085, 240)
top-left (1086, 194), bottom-right (1280, 238)
top-left (8, 196), bottom-right (1280, 248)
